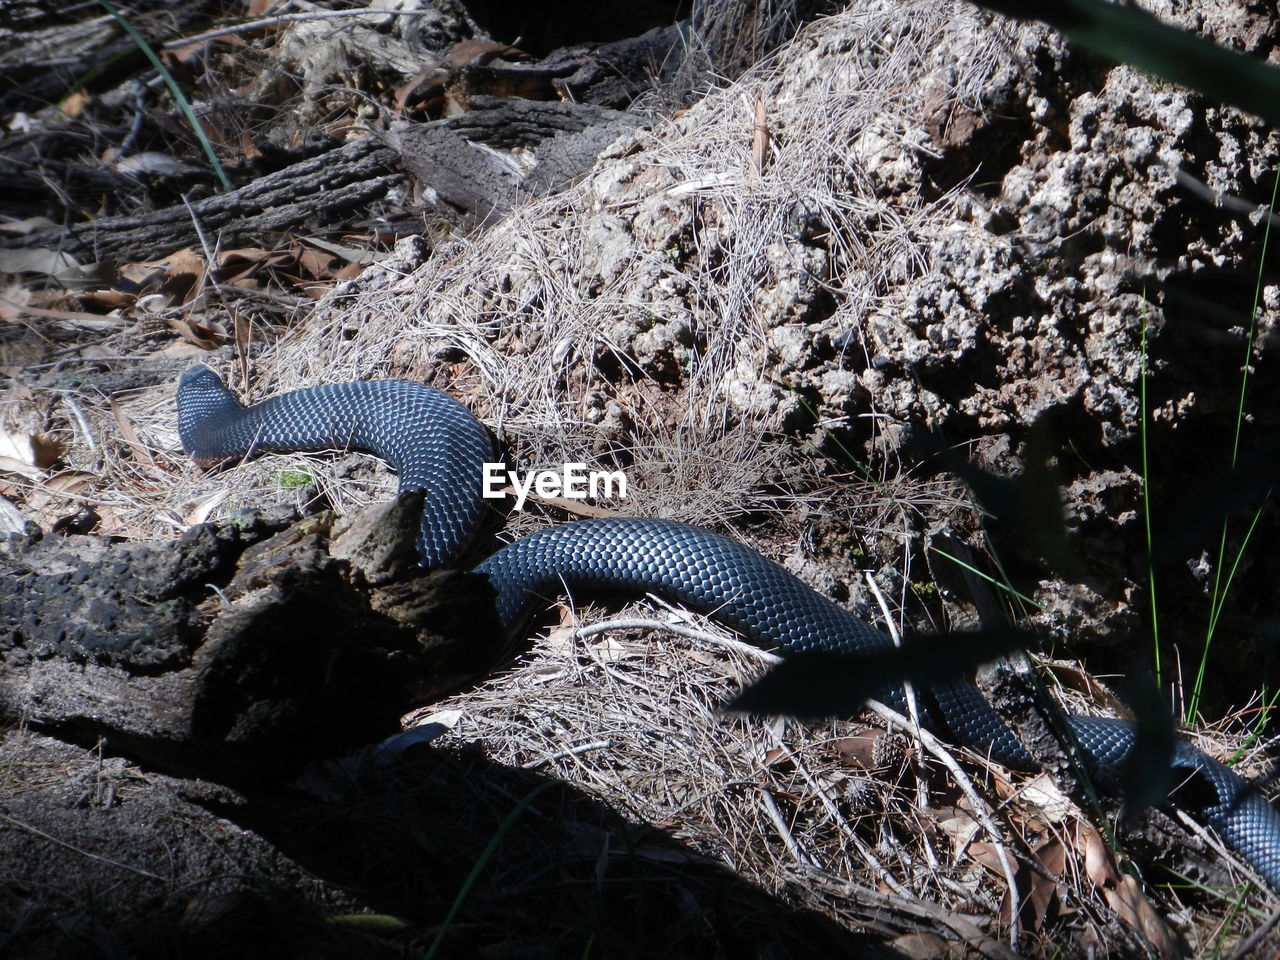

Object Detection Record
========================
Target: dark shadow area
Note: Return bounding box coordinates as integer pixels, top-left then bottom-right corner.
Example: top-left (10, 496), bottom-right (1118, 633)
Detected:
top-left (0, 729), bottom-right (901, 959)
top-left (462, 0), bottom-right (689, 52)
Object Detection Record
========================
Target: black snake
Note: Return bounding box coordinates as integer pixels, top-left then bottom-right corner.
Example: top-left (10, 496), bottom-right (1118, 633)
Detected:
top-left (176, 364), bottom-right (1280, 891)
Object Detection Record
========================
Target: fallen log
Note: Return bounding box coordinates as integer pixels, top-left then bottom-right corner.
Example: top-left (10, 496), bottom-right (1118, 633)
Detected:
top-left (0, 493), bottom-right (500, 782)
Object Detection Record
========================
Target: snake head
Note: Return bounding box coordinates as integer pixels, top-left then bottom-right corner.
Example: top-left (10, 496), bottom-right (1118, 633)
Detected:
top-left (176, 365), bottom-right (244, 465)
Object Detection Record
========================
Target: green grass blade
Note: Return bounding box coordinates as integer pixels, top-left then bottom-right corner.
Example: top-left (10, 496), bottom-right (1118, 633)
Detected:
top-left (424, 780), bottom-right (557, 960)
top-left (928, 545), bottom-right (1041, 610)
top-left (797, 394), bottom-right (874, 481)
top-left (1190, 502), bottom-right (1269, 722)
top-left (1185, 168), bottom-right (1278, 723)
top-left (979, 0), bottom-right (1280, 126)
top-left (94, 0), bottom-right (232, 191)
top-left (1139, 301), bottom-right (1162, 688)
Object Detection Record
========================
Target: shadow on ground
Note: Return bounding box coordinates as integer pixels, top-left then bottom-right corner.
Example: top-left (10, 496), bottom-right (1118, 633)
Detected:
top-left (0, 729), bottom-right (899, 959)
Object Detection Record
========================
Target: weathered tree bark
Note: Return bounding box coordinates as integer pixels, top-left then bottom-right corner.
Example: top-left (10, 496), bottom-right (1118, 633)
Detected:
top-left (0, 0), bottom-right (211, 115)
top-left (7, 99), bottom-right (642, 263)
top-left (381, 96), bottom-right (643, 219)
top-left (0, 493), bottom-right (501, 782)
top-left (6, 137), bottom-right (402, 264)
top-left (444, 24), bottom-right (684, 108)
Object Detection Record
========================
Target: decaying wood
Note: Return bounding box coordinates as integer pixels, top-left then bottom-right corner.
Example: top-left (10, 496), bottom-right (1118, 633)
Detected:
top-left (0, 493), bottom-right (501, 782)
top-left (382, 97), bottom-right (643, 219)
top-left (7, 137), bottom-right (401, 264)
top-left (445, 23), bottom-right (683, 109)
top-left (7, 99), bottom-right (641, 263)
top-left (0, 0), bottom-right (207, 116)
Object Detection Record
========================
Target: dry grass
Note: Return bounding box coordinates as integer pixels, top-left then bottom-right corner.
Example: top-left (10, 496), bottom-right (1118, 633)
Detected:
top-left (181, 2), bottom-right (1013, 527)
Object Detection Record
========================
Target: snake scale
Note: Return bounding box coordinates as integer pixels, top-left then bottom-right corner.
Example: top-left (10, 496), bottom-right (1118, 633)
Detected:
top-left (177, 364), bottom-right (1280, 890)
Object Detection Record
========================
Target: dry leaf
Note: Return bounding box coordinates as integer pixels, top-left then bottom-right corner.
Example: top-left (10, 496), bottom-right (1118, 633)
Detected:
top-left (0, 217), bottom-right (57, 235)
top-left (154, 341), bottom-right (210, 360)
top-left (1080, 825), bottom-right (1178, 958)
top-left (444, 39), bottom-right (526, 68)
top-left (296, 245), bottom-right (344, 280)
top-left (27, 470), bottom-right (96, 527)
top-left (890, 932), bottom-right (960, 960)
top-left (215, 246), bottom-right (288, 282)
top-left (0, 428), bottom-right (63, 475)
top-left (1026, 837), bottom-right (1068, 930)
top-left (407, 708), bottom-right (462, 730)
top-left (59, 90), bottom-right (90, 118)
top-left (933, 806), bottom-right (981, 852)
top-left (119, 247), bottom-right (206, 303)
top-left (0, 286), bottom-right (28, 322)
top-left (109, 397), bottom-right (156, 471)
top-left (543, 622), bottom-right (579, 652)
top-left (0, 429), bottom-right (36, 465)
top-left (0, 301), bottom-right (119, 330)
top-left (1021, 772), bottom-right (1073, 822)
top-left (968, 841), bottom-right (1008, 875)
top-left (29, 434), bottom-right (62, 469)
top-left (1110, 875), bottom-right (1178, 957)
top-left (1046, 661), bottom-right (1124, 712)
top-left (113, 152), bottom-right (188, 177)
top-left (184, 490), bottom-right (229, 526)
top-left (588, 635), bottom-right (631, 663)
top-left (297, 282), bottom-right (336, 300)
top-left (0, 455), bottom-right (42, 480)
top-left (394, 61), bottom-right (446, 113)
top-left (81, 288), bottom-right (134, 310)
top-left (167, 315), bottom-right (227, 349)
top-left (751, 91), bottom-right (768, 177)
top-left (300, 236), bottom-right (383, 267)
top-left (233, 311), bottom-right (253, 354)
top-left (0, 248), bottom-right (82, 277)
top-left (0, 494), bottom-right (27, 536)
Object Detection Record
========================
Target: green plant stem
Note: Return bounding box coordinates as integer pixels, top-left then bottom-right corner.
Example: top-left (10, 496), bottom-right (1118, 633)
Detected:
top-left (1185, 167), bottom-right (1279, 724)
top-left (928, 545), bottom-right (1041, 610)
top-left (424, 780), bottom-right (557, 960)
top-left (797, 395), bottom-right (874, 481)
top-left (1139, 301), bottom-right (1161, 689)
top-left (94, 0), bottom-right (232, 191)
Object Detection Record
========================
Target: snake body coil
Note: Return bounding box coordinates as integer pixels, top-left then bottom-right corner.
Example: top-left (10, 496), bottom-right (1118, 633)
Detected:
top-left (177, 365), bottom-right (494, 568)
top-left (178, 366), bottom-right (1280, 890)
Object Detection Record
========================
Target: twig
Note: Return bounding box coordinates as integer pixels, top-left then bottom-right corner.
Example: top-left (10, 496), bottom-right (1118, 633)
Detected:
top-left (1171, 806), bottom-right (1271, 893)
top-left (523, 739), bottom-right (614, 770)
top-left (573, 616), bottom-right (780, 664)
top-left (865, 696), bottom-right (1022, 948)
top-left (119, 79), bottom-right (147, 155)
top-left (764, 726), bottom-right (914, 898)
top-left (1226, 898), bottom-right (1280, 960)
top-left (794, 864), bottom-right (1024, 960)
top-left (756, 783), bottom-right (819, 867)
top-left (62, 394), bottom-right (96, 453)
top-left (865, 572), bottom-right (951, 875)
top-left (750, 91), bottom-right (769, 177)
top-left (573, 608), bottom-right (1022, 945)
top-left (864, 573), bottom-right (925, 794)
top-left (0, 810), bottom-right (164, 881)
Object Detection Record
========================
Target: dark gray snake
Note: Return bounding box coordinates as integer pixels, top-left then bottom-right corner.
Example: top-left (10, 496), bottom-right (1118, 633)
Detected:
top-left (177, 364), bottom-right (1280, 890)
